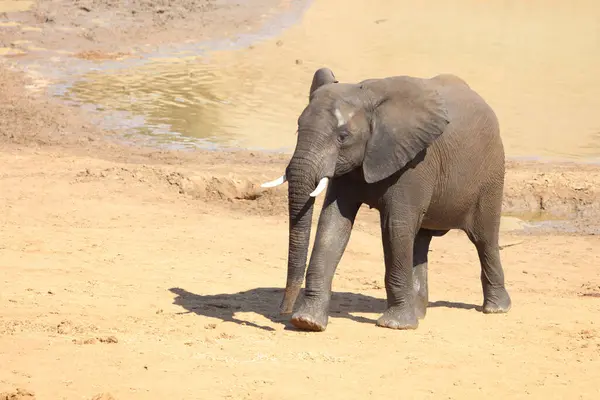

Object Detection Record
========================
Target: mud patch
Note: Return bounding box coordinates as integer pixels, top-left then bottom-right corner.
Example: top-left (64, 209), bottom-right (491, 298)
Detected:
top-left (0, 66), bottom-right (105, 146)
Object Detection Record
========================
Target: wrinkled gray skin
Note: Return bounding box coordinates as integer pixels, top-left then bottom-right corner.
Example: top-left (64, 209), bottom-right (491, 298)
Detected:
top-left (275, 68), bottom-right (511, 332)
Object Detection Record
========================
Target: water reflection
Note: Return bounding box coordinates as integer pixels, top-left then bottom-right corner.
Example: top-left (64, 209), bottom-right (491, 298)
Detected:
top-left (64, 55), bottom-right (311, 151)
top-left (61, 0), bottom-right (600, 160)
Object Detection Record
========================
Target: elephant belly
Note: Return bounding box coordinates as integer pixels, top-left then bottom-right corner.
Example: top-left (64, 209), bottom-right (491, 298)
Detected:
top-left (420, 211), bottom-right (465, 231)
top-left (420, 192), bottom-right (477, 231)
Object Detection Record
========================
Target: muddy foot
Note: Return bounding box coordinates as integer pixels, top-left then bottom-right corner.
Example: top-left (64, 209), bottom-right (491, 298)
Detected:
top-left (483, 287), bottom-right (512, 314)
top-left (291, 314), bottom-right (326, 331)
top-left (376, 306), bottom-right (419, 330)
top-left (290, 300), bottom-right (329, 332)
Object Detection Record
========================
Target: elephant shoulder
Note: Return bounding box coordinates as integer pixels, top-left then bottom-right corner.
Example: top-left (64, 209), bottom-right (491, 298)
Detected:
top-left (429, 76), bottom-right (499, 134)
top-left (429, 74), bottom-right (470, 89)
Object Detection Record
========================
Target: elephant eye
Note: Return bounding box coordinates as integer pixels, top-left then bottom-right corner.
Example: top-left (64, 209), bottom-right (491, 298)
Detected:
top-left (338, 130), bottom-right (350, 143)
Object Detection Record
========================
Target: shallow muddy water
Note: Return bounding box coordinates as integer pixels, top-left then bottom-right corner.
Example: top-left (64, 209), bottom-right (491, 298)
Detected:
top-left (23, 0), bottom-right (600, 160)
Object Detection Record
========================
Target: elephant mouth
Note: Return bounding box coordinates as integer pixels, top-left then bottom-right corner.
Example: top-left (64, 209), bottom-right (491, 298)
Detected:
top-left (261, 174), bottom-right (330, 198)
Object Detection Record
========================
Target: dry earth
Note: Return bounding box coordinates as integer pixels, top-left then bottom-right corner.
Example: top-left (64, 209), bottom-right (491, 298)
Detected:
top-left (1, 1), bottom-right (600, 399)
top-left (0, 0), bottom-right (300, 58)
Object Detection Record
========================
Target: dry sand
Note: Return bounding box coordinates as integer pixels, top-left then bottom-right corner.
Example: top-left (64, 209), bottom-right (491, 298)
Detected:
top-left (1, 1), bottom-right (600, 399)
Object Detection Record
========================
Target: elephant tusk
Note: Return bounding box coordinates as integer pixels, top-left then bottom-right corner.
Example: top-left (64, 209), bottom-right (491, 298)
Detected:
top-left (309, 177), bottom-right (329, 197)
top-left (260, 174), bottom-right (287, 188)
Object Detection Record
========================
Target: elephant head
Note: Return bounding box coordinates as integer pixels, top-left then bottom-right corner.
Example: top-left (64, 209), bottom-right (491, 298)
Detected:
top-left (261, 68), bottom-right (449, 314)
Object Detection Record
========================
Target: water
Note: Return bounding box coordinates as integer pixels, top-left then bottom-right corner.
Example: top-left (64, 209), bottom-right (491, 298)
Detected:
top-left (25, 0), bottom-right (600, 160)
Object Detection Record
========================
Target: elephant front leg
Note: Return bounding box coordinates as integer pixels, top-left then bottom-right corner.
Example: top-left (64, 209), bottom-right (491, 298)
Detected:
top-left (413, 229), bottom-right (433, 320)
top-left (377, 213), bottom-right (420, 330)
top-left (291, 191), bottom-right (360, 332)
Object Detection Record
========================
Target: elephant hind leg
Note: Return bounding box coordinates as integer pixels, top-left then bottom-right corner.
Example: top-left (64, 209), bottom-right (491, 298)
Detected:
top-left (413, 229), bottom-right (434, 319)
top-left (465, 188), bottom-right (512, 314)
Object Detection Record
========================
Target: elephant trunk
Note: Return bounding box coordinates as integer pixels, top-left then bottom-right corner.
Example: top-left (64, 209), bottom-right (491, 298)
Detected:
top-left (279, 156), bottom-right (320, 314)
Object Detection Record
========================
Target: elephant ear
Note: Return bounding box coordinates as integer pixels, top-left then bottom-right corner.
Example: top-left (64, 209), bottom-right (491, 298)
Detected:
top-left (362, 78), bottom-right (450, 183)
top-left (309, 68), bottom-right (338, 98)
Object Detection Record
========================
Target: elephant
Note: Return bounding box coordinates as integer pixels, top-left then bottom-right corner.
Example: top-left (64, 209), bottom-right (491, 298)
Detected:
top-left (261, 68), bottom-right (511, 331)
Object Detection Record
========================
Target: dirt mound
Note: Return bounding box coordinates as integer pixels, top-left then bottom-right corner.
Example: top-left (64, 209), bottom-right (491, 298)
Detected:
top-left (70, 160), bottom-right (600, 229)
top-left (504, 161), bottom-right (600, 218)
top-left (72, 165), bottom-right (289, 215)
top-left (502, 161), bottom-right (600, 233)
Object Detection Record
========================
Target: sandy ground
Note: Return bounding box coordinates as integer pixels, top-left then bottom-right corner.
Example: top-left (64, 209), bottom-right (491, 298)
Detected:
top-left (1, 1), bottom-right (600, 399)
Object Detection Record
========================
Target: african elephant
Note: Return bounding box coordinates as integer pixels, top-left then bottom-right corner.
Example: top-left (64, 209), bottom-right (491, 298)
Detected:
top-left (261, 68), bottom-right (511, 331)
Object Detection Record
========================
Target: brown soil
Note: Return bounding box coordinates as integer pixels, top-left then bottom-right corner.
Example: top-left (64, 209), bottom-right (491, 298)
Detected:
top-left (1, 0), bottom-right (297, 57)
top-left (1, 1), bottom-right (599, 399)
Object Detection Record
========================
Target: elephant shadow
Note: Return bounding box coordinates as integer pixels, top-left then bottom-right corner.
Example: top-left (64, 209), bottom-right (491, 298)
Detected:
top-left (168, 287), bottom-right (480, 332)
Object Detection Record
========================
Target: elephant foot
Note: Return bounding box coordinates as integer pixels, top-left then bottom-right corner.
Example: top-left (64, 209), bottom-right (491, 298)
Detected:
top-left (290, 299), bottom-right (329, 332)
top-left (376, 306), bottom-right (418, 330)
top-left (482, 287), bottom-right (512, 314)
top-left (279, 284), bottom-right (302, 315)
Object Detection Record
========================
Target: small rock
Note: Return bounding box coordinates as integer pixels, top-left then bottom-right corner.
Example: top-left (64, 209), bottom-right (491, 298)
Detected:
top-left (276, 40), bottom-right (283, 47)
top-left (295, 59), bottom-right (303, 65)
